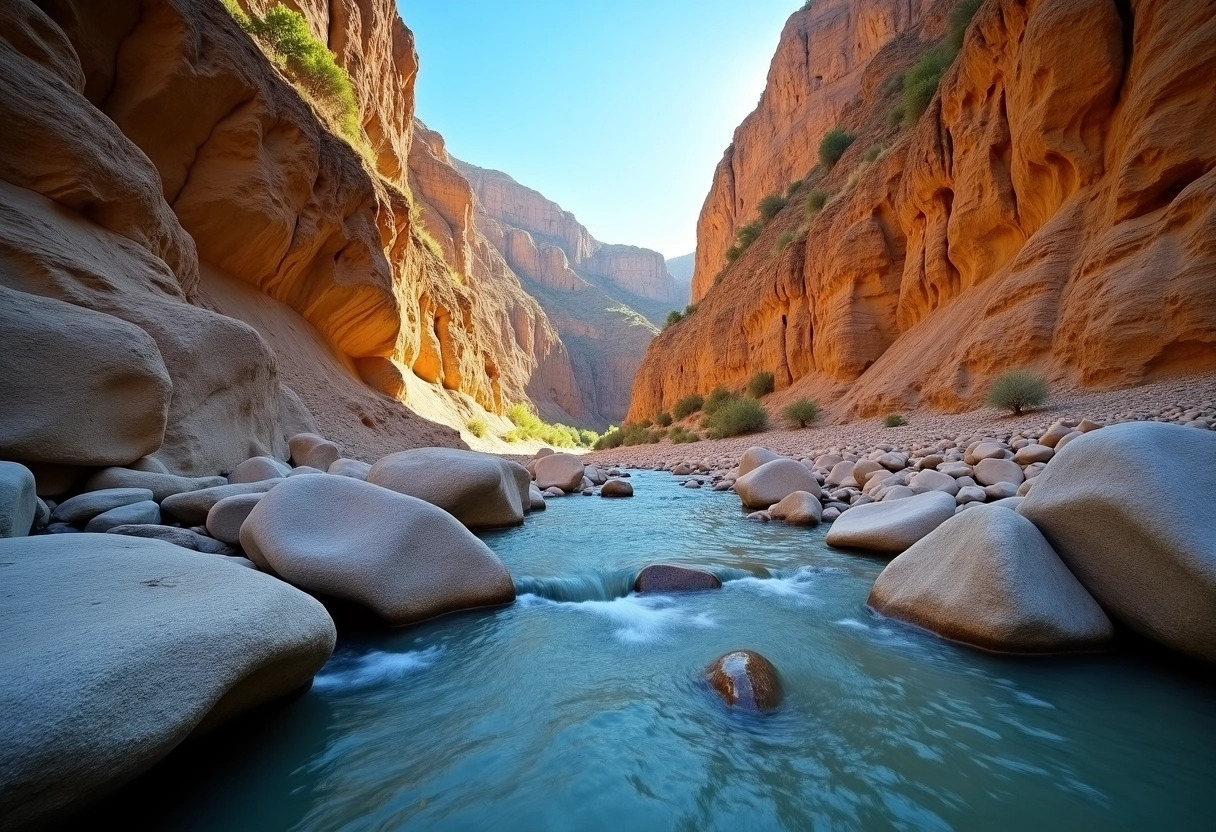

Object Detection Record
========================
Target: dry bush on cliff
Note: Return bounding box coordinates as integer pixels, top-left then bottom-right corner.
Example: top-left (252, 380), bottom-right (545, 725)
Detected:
top-left (818, 128), bottom-right (855, 169)
top-left (747, 371), bottom-right (776, 398)
top-left (672, 394), bottom-right (705, 419)
top-left (758, 194), bottom-right (789, 222)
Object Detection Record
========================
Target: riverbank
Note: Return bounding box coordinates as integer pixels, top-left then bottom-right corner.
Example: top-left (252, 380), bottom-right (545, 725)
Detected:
top-left (587, 375), bottom-right (1216, 469)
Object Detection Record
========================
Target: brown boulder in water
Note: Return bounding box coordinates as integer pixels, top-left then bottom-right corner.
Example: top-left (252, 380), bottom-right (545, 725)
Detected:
top-left (634, 564), bottom-right (721, 593)
top-left (705, 650), bottom-right (782, 712)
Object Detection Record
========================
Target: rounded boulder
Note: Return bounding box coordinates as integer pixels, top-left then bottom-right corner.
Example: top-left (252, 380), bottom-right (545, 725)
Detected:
top-left (869, 505), bottom-right (1113, 652)
top-left (734, 458), bottom-right (821, 509)
top-left (533, 453), bottom-right (586, 493)
top-left (705, 650), bottom-right (781, 712)
top-left (826, 491), bottom-right (956, 553)
top-left (240, 474), bottom-right (515, 624)
top-left (367, 448), bottom-right (525, 529)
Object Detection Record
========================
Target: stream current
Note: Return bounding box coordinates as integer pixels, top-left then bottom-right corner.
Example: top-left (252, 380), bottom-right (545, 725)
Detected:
top-left (94, 471), bottom-right (1216, 830)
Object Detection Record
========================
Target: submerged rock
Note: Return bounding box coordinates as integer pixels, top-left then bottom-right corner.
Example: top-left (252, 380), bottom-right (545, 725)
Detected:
top-left (705, 650), bottom-right (781, 712)
top-left (0, 534), bottom-right (335, 829)
top-left (240, 474), bottom-right (515, 624)
top-left (635, 564), bottom-right (722, 593)
top-left (869, 505), bottom-right (1114, 653)
top-left (1018, 422), bottom-right (1216, 662)
top-left (601, 479), bottom-right (633, 498)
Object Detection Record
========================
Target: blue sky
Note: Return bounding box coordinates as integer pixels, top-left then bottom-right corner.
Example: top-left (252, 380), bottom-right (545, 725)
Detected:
top-left (398, 0), bottom-right (801, 259)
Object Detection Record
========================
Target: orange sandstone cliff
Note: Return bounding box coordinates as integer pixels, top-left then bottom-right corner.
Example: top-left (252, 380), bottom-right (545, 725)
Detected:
top-left (629, 0), bottom-right (1216, 422)
top-left (0, 0), bottom-right (602, 483)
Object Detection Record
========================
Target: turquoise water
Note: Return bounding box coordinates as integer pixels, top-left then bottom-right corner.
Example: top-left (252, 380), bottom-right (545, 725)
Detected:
top-left (94, 472), bottom-right (1215, 830)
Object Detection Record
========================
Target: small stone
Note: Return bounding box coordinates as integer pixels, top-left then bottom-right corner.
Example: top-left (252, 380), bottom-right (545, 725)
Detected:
top-left (51, 488), bottom-right (154, 527)
top-left (328, 458), bottom-right (372, 480)
top-left (705, 650), bottom-right (781, 711)
top-left (84, 501), bottom-right (160, 533)
top-left (227, 456), bottom-right (290, 484)
top-left (287, 433), bottom-right (341, 472)
top-left (635, 564), bottom-right (721, 593)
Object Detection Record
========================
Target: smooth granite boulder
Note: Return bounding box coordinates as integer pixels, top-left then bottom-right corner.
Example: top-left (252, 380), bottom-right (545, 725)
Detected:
top-left (737, 447), bottom-right (783, 478)
top-left (327, 458), bottom-right (372, 480)
top-left (160, 480), bottom-right (281, 526)
top-left (287, 433), bottom-right (341, 473)
top-left (767, 491), bottom-right (823, 526)
top-left (83, 468), bottom-right (228, 503)
top-left (869, 505), bottom-right (1114, 652)
top-left (1019, 422), bottom-right (1216, 661)
top-left (705, 650), bottom-right (781, 711)
top-left (532, 453), bottom-right (586, 492)
top-left (826, 491), bottom-right (956, 553)
top-left (367, 448), bottom-right (525, 529)
top-left (0, 286), bottom-right (171, 467)
top-left (0, 534), bottom-right (335, 828)
top-left (227, 456), bottom-right (291, 484)
top-left (0, 462), bottom-right (37, 538)
top-left (105, 524), bottom-right (235, 555)
top-left (52, 488), bottom-right (154, 527)
top-left (734, 459), bottom-right (821, 509)
top-left (528, 483), bottom-right (547, 511)
top-left (240, 475), bottom-right (515, 624)
top-left (83, 501), bottom-right (160, 533)
top-left (635, 564), bottom-right (721, 593)
top-left (206, 493), bottom-right (265, 547)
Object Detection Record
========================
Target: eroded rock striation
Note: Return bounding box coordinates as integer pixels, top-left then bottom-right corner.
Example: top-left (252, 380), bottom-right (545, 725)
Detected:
top-left (630, 0), bottom-right (1216, 422)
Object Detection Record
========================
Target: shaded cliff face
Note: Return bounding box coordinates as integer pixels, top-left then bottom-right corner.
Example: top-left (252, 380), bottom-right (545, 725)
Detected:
top-left (629, 0), bottom-right (1216, 422)
top-left (455, 161), bottom-right (674, 426)
top-left (690, 0), bottom-right (943, 302)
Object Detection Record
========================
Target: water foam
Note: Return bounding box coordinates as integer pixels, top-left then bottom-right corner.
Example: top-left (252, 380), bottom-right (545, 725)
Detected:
top-left (313, 647), bottom-right (444, 692)
top-left (518, 593), bottom-right (716, 644)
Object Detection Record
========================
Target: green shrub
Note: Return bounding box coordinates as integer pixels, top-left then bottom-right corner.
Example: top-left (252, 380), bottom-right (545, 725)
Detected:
top-left (903, 45), bottom-right (952, 126)
top-left (665, 310), bottom-right (683, 329)
top-left (685, 303), bottom-right (698, 316)
top-left (503, 402), bottom-right (587, 447)
top-left (725, 245), bottom-right (742, 263)
top-left (758, 193), bottom-right (789, 223)
top-left (805, 188), bottom-right (829, 217)
top-left (774, 231), bottom-right (795, 254)
top-left (466, 417), bottom-right (487, 438)
top-left (637, 417), bottom-right (653, 429)
top-left (619, 422), bottom-right (663, 446)
top-left (818, 128), bottom-right (855, 169)
top-left (863, 144), bottom-right (884, 163)
top-left (593, 427), bottom-right (623, 450)
top-left (231, 3), bottom-right (363, 145)
top-left (783, 398), bottom-right (822, 428)
top-left (888, 105), bottom-right (907, 128)
top-left (672, 393), bottom-right (704, 419)
top-left (580, 429), bottom-right (600, 446)
top-left (986, 371), bottom-right (1049, 415)
top-left (948, 0), bottom-right (984, 51)
top-left (669, 426), bottom-right (702, 444)
top-left (883, 413), bottom-right (908, 427)
top-left (747, 370), bottom-right (775, 398)
top-left (786, 178), bottom-right (805, 197)
top-left (735, 221), bottom-right (763, 248)
top-left (655, 411), bottom-right (674, 427)
top-left (704, 397), bottom-right (769, 438)
top-left (800, 0), bottom-right (814, 10)
top-left (703, 385), bottom-right (738, 416)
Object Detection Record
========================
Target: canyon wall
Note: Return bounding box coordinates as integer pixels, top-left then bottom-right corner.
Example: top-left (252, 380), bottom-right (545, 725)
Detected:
top-left (690, 0), bottom-right (945, 302)
top-left (457, 160), bottom-right (679, 425)
top-left (0, 0), bottom-right (594, 482)
top-left (628, 0), bottom-right (1216, 422)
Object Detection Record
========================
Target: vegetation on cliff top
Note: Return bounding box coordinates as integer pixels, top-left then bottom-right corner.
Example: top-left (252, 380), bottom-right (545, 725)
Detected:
top-left (901, 0), bottom-right (984, 126)
top-left (223, 1), bottom-right (363, 145)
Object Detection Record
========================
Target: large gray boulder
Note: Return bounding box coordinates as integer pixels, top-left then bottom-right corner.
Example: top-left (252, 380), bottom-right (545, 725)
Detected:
top-left (83, 468), bottom-right (227, 503)
top-left (734, 459), bottom-right (821, 509)
top-left (0, 287), bottom-right (171, 467)
top-left (83, 501), bottom-right (160, 533)
top-left (367, 448), bottom-right (525, 529)
top-left (240, 475), bottom-right (515, 624)
top-left (0, 534), bottom-right (335, 828)
top-left (869, 505), bottom-right (1114, 652)
top-left (826, 491), bottom-right (956, 553)
top-left (0, 462), bottom-right (36, 538)
top-left (51, 488), bottom-right (154, 527)
top-left (1019, 422), bottom-right (1216, 661)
